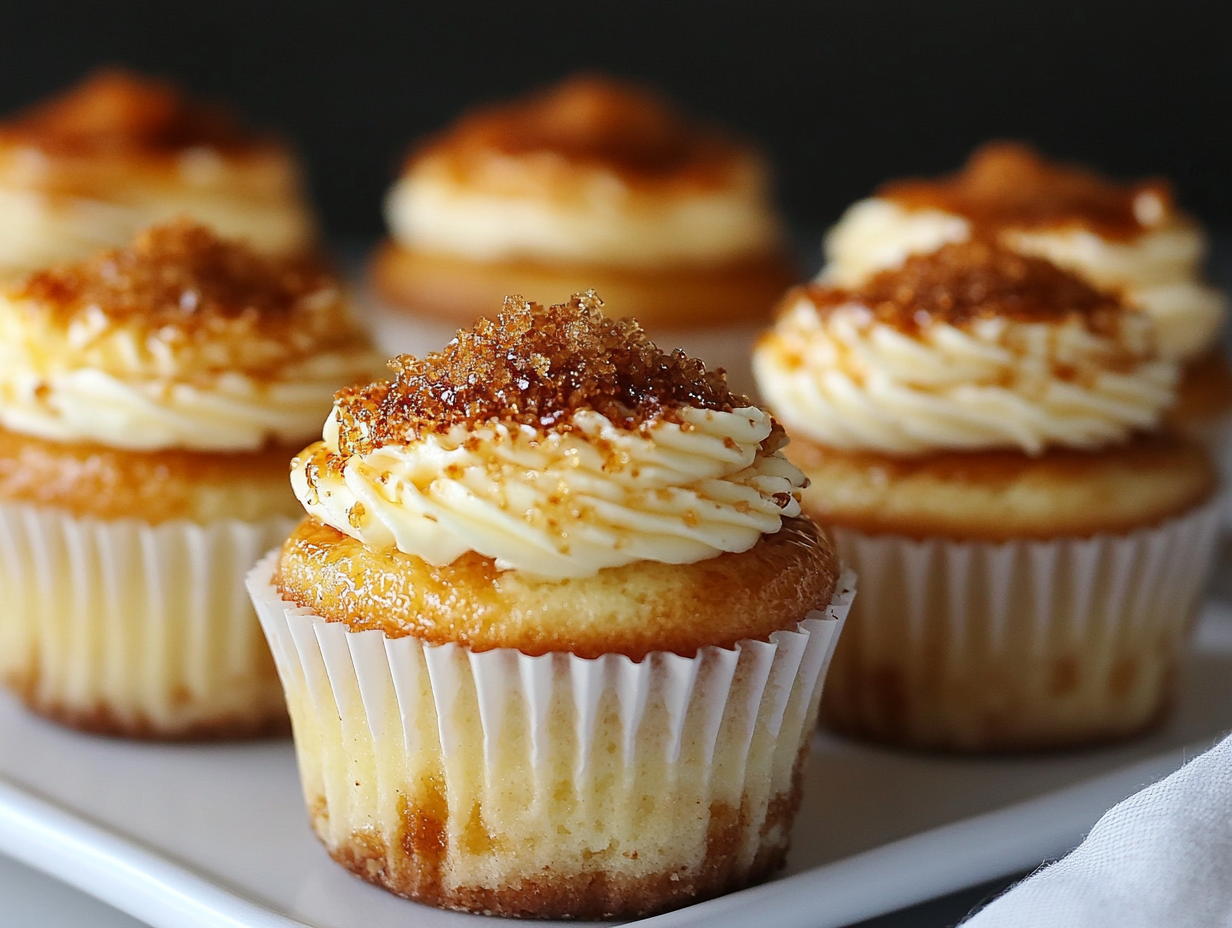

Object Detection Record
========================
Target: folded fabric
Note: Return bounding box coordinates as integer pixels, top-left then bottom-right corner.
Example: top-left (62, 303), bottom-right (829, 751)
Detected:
top-left (964, 732), bottom-right (1232, 927)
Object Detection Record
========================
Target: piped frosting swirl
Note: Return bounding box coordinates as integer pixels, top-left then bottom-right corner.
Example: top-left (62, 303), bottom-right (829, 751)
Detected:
top-left (755, 241), bottom-right (1178, 456)
top-left (293, 292), bottom-right (805, 578)
top-left (0, 220), bottom-right (377, 451)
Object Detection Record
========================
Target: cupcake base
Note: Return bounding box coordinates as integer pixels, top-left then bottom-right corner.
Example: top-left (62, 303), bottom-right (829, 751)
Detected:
top-left (0, 500), bottom-right (294, 739)
top-left (249, 552), bottom-right (854, 919)
top-left (819, 499), bottom-right (1222, 752)
top-left (317, 769), bottom-right (802, 919)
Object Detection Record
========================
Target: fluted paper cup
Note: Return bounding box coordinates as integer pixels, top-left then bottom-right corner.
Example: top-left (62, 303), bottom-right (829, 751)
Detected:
top-left (820, 499), bottom-right (1221, 752)
top-left (248, 551), bottom-right (854, 919)
top-left (0, 500), bottom-right (294, 738)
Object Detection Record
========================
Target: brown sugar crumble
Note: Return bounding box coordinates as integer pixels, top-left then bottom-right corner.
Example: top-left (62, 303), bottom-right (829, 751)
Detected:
top-left (0, 68), bottom-right (269, 157)
top-left (880, 141), bottom-right (1174, 240)
top-left (333, 291), bottom-right (745, 455)
top-left (410, 74), bottom-right (745, 188)
top-left (800, 240), bottom-right (1127, 335)
top-left (17, 219), bottom-right (337, 334)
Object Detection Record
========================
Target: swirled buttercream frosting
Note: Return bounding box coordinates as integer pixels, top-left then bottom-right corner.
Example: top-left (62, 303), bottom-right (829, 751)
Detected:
top-left (292, 292), bottom-right (805, 578)
top-left (0, 68), bottom-right (315, 273)
top-left (755, 241), bottom-right (1178, 456)
top-left (0, 219), bottom-right (378, 451)
top-left (386, 74), bottom-right (782, 267)
top-left (822, 143), bottom-right (1226, 363)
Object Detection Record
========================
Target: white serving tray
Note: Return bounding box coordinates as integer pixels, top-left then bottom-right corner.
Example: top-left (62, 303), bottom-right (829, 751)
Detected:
top-left (1, 596), bottom-right (1230, 928)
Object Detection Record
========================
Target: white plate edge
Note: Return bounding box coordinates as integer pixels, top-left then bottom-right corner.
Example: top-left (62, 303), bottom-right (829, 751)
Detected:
top-left (0, 736), bottom-right (1221, 928)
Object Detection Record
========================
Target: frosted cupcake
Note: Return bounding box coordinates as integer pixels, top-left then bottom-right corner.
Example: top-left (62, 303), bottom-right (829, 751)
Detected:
top-left (248, 293), bottom-right (853, 918)
top-left (822, 142), bottom-right (1231, 449)
top-left (754, 241), bottom-right (1220, 752)
top-left (371, 75), bottom-right (794, 390)
top-left (0, 220), bottom-right (377, 738)
top-left (0, 68), bottom-right (316, 278)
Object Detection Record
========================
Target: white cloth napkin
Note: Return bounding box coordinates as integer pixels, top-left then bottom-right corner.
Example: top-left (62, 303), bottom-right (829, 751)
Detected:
top-left (964, 732), bottom-right (1232, 927)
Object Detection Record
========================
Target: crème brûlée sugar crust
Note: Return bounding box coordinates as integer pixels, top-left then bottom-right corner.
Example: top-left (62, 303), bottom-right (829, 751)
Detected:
top-left (0, 221), bottom-right (379, 739)
top-left (374, 74), bottom-right (795, 327)
top-left (754, 240), bottom-right (1220, 751)
top-left (259, 293), bottom-right (848, 918)
top-left (822, 142), bottom-right (1228, 370)
top-left (0, 68), bottom-right (316, 275)
top-left (0, 219), bottom-right (378, 456)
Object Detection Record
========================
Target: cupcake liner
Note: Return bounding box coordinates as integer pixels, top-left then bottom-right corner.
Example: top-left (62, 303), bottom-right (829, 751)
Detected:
top-left (248, 551), bottom-right (854, 916)
top-left (0, 499), bottom-right (294, 738)
top-left (821, 498), bottom-right (1222, 751)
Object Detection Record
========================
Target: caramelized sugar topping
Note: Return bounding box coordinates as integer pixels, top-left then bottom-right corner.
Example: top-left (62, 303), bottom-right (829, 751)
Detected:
top-left (802, 240), bottom-right (1125, 334)
top-left (412, 73), bottom-right (743, 185)
top-left (0, 68), bottom-right (266, 156)
top-left (880, 141), bottom-right (1174, 239)
top-left (16, 219), bottom-right (335, 333)
top-left (334, 291), bottom-right (743, 455)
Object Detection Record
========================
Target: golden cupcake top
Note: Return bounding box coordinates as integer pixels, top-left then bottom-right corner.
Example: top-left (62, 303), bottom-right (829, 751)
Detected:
top-left (879, 141), bottom-right (1174, 239)
top-left (754, 241), bottom-right (1178, 457)
top-left (0, 220), bottom-right (377, 452)
top-left (386, 74), bottom-right (783, 268)
top-left (0, 68), bottom-right (272, 162)
top-left (295, 292), bottom-right (806, 578)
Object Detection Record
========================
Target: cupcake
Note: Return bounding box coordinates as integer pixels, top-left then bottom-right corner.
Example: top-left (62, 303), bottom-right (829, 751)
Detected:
top-left (822, 142), bottom-right (1232, 454)
top-left (248, 293), bottom-right (853, 918)
top-left (370, 74), bottom-right (795, 393)
top-left (0, 68), bottom-right (317, 278)
top-left (0, 220), bottom-right (378, 738)
top-left (753, 241), bottom-right (1220, 752)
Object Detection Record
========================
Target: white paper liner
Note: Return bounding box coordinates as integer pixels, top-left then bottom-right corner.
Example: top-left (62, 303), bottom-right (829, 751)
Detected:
top-left (821, 497), bottom-right (1223, 751)
top-left (248, 552), bottom-right (853, 906)
top-left (0, 500), bottom-right (294, 737)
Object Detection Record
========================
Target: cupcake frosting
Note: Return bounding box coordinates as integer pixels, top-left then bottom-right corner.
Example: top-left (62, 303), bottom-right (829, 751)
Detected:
top-left (755, 241), bottom-right (1178, 456)
top-left (0, 220), bottom-right (377, 451)
top-left (386, 75), bottom-right (782, 268)
top-left (822, 143), bottom-right (1226, 363)
top-left (0, 69), bottom-right (316, 274)
top-left (292, 292), bottom-right (804, 578)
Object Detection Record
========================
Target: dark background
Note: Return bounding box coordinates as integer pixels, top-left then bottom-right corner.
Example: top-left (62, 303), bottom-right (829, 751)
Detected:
top-left (1, 1), bottom-right (1229, 241)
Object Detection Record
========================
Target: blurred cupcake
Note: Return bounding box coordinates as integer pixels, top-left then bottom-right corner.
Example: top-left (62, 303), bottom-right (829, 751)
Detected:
top-left (0, 220), bottom-right (377, 738)
top-left (754, 241), bottom-right (1220, 752)
top-left (822, 142), bottom-right (1232, 452)
top-left (371, 75), bottom-right (794, 391)
top-left (249, 293), bottom-right (853, 918)
top-left (0, 68), bottom-right (317, 278)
